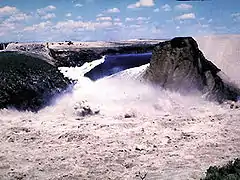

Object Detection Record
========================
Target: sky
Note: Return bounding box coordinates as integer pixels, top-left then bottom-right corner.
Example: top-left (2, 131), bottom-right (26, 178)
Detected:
top-left (0, 0), bottom-right (240, 42)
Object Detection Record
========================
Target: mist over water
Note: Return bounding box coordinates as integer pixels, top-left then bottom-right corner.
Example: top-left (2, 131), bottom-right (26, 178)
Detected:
top-left (1, 36), bottom-right (240, 180)
top-left (1, 65), bottom-right (226, 125)
top-left (0, 42), bottom-right (234, 120)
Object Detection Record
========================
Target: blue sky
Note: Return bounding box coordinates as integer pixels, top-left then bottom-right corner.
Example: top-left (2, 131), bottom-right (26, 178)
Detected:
top-left (0, 0), bottom-right (239, 42)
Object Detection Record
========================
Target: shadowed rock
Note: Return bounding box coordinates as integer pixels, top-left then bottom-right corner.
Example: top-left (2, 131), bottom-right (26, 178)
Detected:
top-left (144, 37), bottom-right (240, 102)
top-left (0, 52), bottom-right (71, 111)
top-left (201, 158), bottom-right (240, 180)
top-left (0, 43), bottom-right (9, 50)
top-left (49, 44), bottom-right (156, 67)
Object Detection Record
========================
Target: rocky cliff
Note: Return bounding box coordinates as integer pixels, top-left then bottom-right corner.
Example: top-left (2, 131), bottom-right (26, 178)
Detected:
top-left (48, 43), bottom-right (157, 67)
top-left (0, 52), bottom-right (72, 111)
top-left (144, 37), bottom-right (240, 102)
top-left (5, 41), bottom-right (161, 67)
top-left (0, 43), bottom-right (9, 50)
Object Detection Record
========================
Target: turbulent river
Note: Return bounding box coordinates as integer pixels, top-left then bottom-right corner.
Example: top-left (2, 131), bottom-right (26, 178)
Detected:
top-left (0, 35), bottom-right (240, 180)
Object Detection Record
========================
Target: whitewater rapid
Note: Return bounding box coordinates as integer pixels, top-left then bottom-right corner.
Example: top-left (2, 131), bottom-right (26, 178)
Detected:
top-left (1, 35), bottom-right (240, 180)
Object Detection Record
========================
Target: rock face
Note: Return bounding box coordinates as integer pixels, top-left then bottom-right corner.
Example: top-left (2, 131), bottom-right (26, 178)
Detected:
top-left (49, 44), bottom-right (156, 67)
top-left (0, 43), bottom-right (9, 50)
top-left (6, 41), bottom-right (160, 67)
top-left (144, 37), bottom-right (240, 102)
top-left (0, 52), bottom-right (71, 111)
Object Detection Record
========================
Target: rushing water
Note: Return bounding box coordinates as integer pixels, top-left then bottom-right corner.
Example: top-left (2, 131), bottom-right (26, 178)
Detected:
top-left (1, 36), bottom-right (240, 179)
top-left (84, 53), bottom-right (152, 80)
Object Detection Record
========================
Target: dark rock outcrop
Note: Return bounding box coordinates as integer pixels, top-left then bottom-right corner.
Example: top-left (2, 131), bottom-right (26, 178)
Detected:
top-left (0, 43), bottom-right (9, 50)
top-left (85, 53), bottom-right (152, 81)
top-left (49, 49), bottom-right (102, 67)
top-left (49, 44), bottom-right (156, 67)
top-left (201, 158), bottom-right (240, 180)
top-left (144, 37), bottom-right (240, 102)
top-left (0, 52), bottom-right (71, 111)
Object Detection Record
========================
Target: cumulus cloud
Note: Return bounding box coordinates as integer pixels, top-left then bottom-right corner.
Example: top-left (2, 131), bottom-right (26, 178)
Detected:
top-left (55, 20), bottom-right (94, 30)
top-left (0, 21), bottom-right (16, 31)
top-left (113, 22), bottom-right (123, 26)
top-left (136, 17), bottom-right (150, 21)
top-left (0, 6), bottom-right (18, 16)
top-left (4, 12), bottom-right (31, 22)
top-left (127, 0), bottom-right (155, 9)
top-left (114, 18), bottom-right (121, 22)
top-left (41, 13), bottom-right (56, 20)
top-left (37, 5), bottom-right (56, 15)
top-left (54, 19), bottom-right (121, 31)
top-left (106, 8), bottom-right (120, 13)
top-left (125, 17), bottom-right (135, 22)
top-left (161, 4), bottom-right (171, 12)
top-left (176, 13), bottom-right (196, 20)
top-left (37, 5), bottom-right (56, 20)
top-left (65, 13), bottom-right (72, 17)
top-left (153, 8), bottom-right (160, 12)
top-left (125, 17), bottom-right (149, 23)
top-left (175, 4), bottom-right (193, 10)
top-left (96, 13), bottom-right (103, 17)
top-left (96, 16), bottom-right (112, 21)
top-left (231, 12), bottom-right (240, 21)
top-left (75, 4), bottom-right (83, 7)
top-left (24, 21), bottom-right (52, 32)
top-left (208, 19), bottom-right (213, 23)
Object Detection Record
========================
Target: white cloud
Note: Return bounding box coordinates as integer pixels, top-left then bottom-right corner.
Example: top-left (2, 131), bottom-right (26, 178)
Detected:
top-left (5, 12), bottom-right (31, 22)
top-left (208, 19), bottom-right (213, 23)
top-left (97, 21), bottom-right (113, 28)
top-left (161, 4), bottom-right (171, 12)
top-left (0, 6), bottom-right (18, 16)
top-left (231, 12), bottom-right (240, 21)
top-left (37, 5), bottom-right (56, 20)
top-left (136, 17), bottom-right (150, 21)
top-left (96, 16), bottom-right (112, 21)
top-left (232, 12), bottom-right (240, 17)
top-left (153, 8), bottom-right (159, 12)
top-left (55, 20), bottom-right (115, 31)
top-left (55, 20), bottom-right (94, 30)
top-left (41, 13), bottom-right (56, 20)
top-left (106, 8), bottom-right (120, 13)
top-left (96, 13), bottom-right (103, 17)
top-left (24, 21), bottom-right (52, 32)
top-left (176, 13), bottom-right (196, 20)
top-left (114, 18), bottom-right (121, 22)
top-left (127, 0), bottom-right (155, 9)
top-left (125, 17), bottom-right (134, 22)
top-left (66, 13), bottom-right (72, 17)
top-left (113, 22), bottom-right (123, 26)
top-left (75, 4), bottom-right (83, 7)
top-left (201, 24), bottom-right (209, 28)
top-left (175, 4), bottom-right (192, 10)
top-left (37, 5), bottom-right (56, 15)
top-left (129, 24), bottom-right (141, 28)
top-left (125, 17), bottom-right (150, 22)
top-left (0, 21), bottom-right (16, 31)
